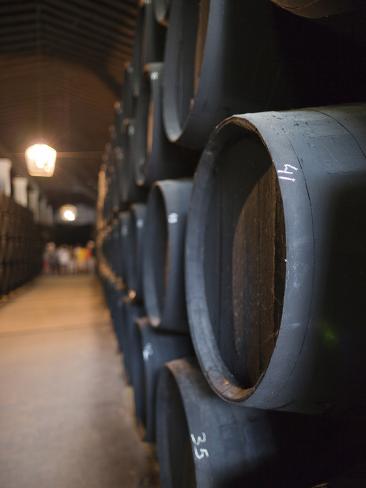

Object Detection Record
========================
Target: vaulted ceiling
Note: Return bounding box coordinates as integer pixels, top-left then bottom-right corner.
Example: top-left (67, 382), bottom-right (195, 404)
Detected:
top-left (0, 0), bottom-right (138, 206)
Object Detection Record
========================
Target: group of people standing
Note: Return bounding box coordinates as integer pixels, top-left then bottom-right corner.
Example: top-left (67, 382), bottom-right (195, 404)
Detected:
top-left (43, 241), bottom-right (95, 275)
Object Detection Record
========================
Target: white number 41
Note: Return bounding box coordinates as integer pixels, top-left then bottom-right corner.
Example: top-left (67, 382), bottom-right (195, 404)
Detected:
top-left (190, 432), bottom-right (209, 460)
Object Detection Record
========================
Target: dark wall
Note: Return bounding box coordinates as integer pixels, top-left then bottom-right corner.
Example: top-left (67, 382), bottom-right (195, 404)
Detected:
top-left (53, 224), bottom-right (95, 246)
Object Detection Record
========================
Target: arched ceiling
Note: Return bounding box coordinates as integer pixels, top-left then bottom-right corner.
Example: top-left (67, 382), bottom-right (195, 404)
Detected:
top-left (0, 0), bottom-right (138, 206)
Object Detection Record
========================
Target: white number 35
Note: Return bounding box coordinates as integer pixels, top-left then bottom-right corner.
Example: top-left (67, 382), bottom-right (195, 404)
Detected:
top-left (191, 432), bottom-right (209, 460)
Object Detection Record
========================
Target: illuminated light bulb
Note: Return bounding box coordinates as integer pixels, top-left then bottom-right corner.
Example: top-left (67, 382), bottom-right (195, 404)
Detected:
top-left (64, 210), bottom-right (75, 221)
top-left (25, 143), bottom-right (57, 177)
top-left (60, 204), bottom-right (77, 222)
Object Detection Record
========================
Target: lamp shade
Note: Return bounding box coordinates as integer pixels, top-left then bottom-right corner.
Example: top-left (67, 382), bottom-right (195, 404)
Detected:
top-left (25, 144), bottom-right (57, 177)
top-left (13, 176), bottom-right (28, 207)
top-left (59, 204), bottom-right (77, 222)
top-left (0, 158), bottom-right (12, 195)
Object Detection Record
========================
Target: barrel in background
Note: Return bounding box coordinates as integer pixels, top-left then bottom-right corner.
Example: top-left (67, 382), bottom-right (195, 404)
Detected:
top-left (143, 179), bottom-right (192, 333)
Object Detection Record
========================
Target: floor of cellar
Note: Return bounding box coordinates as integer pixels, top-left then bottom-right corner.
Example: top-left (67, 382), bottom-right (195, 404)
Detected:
top-left (0, 275), bottom-right (158, 488)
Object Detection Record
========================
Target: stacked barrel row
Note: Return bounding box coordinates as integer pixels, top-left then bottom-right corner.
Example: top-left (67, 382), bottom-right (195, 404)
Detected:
top-left (0, 161), bottom-right (50, 298)
top-left (97, 1), bottom-right (366, 486)
top-left (0, 193), bottom-right (43, 297)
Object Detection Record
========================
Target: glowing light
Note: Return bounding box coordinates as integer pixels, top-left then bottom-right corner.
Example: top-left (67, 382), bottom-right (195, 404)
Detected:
top-left (25, 144), bottom-right (57, 177)
top-left (60, 204), bottom-right (77, 222)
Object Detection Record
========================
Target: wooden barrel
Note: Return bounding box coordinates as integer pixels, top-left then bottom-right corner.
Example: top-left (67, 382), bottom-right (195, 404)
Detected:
top-left (163, 0), bottom-right (366, 149)
top-left (153, 0), bottom-right (170, 26)
top-left (105, 144), bottom-right (120, 213)
top-left (0, 194), bottom-right (41, 297)
top-left (131, 7), bottom-right (145, 97)
top-left (119, 211), bottom-right (133, 287)
top-left (186, 104), bottom-right (366, 414)
top-left (131, 3), bottom-right (165, 97)
top-left (126, 203), bottom-right (146, 302)
top-left (121, 64), bottom-right (136, 124)
top-left (113, 102), bottom-right (123, 143)
top-left (107, 216), bottom-right (121, 279)
top-left (271, 0), bottom-right (363, 18)
top-left (102, 145), bottom-right (121, 218)
top-left (142, 1), bottom-right (165, 65)
top-left (132, 62), bottom-right (197, 187)
top-left (143, 179), bottom-right (192, 332)
top-left (122, 303), bottom-right (145, 399)
top-left (109, 288), bottom-right (125, 354)
top-left (109, 129), bottom-right (125, 211)
top-left (156, 358), bottom-right (334, 487)
top-left (119, 120), bottom-right (148, 204)
top-left (135, 318), bottom-right (193, 442)
top-left (114, 295), bottom-right (126, 354)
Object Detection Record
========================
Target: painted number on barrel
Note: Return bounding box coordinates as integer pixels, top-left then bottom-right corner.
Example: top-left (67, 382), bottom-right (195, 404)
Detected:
top-left (277, 163), bottom-right (298, 182)
top-left (168, 212), bottom-right (179, 224)
top-left (191, 432), bottom-right (209, 460)
top-left (143, 343), bottom-right (153, 361)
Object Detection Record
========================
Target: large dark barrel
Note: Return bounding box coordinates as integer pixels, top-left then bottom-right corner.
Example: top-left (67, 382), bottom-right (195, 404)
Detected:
top-left (107, 217), bottom-right (122, 278)
top-left (126, 204), bottom-right (146, 302)
top-left (143, 179), bottom-right (192, 332)
top-left (142, 2), bottom-right (165, 64)
top-left (103, 228), bottom-right (113, 270)
top-left (129, 309), bottom-right (146, 427)
top-left (109, 125), bottom-right (125, 208)
top-left (104, 144), bottom-right (120, 215)
top-left (119, 211), bottom-right (133, 288)
top-left (113, 295), bottom-right (125, 353)
top-left (109, 288), bottom-right (125, 353)
top-left (135, 318), bottom-right (193, 442)
top-left (131, 8), bottom-right (144, 97)
top-left (103, 279), bottom-right (122, 339)
top-left (122, 302), bottom-right (145, 390)
top-left (153, 0), bottom-right (170, 26)
top-left (271, 0), bottom-right (363, 18)
top-left (186, 104), bottom-right (366, 414)
top-left (163, 0), bottom-right (366, 149)
top-left (113, 102), bottom-right (123, 143)
top-left (156, 358), bottom-right (334, 488)
top-left (0, 194), bottom-right (44, 299)
top-left (121, 64), bottom-right (136, 124)
top-left (113, 144), bottom-right (125, 207)
top-left (102, 160), bottom-right (112, 221)
top-left (133, 63), bottom-right (197, 187)
top-left (119, 120), bottom-right (147, 204)
top-left (129, 315), bottom-right (147, 430)
top-left (313, 476), bottom-right (364, 487)
top-left (131, 3), bottom-right (165, 97)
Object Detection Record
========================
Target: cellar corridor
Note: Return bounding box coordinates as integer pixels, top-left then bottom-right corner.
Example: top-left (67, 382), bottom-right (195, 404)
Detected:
top-left (0, 275), bottom-right (157, 488)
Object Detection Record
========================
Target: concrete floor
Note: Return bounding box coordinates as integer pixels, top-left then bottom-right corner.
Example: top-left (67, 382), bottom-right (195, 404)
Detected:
top-left (0, 275), bottom-right (158, 488)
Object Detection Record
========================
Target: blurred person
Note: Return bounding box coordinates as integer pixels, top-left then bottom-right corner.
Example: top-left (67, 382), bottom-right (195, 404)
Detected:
top-left (67, 246), bottom-right (77, 274)
top-left (74, 245), bottom-right (87, 273)
top-left (57, 246), bottom-right (71, 275)
top-left (86, 241), bottom-right (96, 273)
top-left (44, 242), bottom-right (58, 274)
top-left (43, 249), bottom-right (49, 274)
